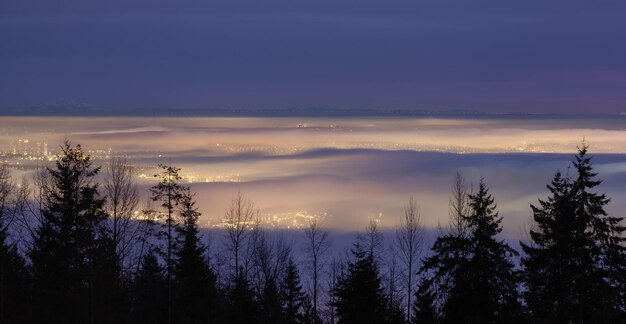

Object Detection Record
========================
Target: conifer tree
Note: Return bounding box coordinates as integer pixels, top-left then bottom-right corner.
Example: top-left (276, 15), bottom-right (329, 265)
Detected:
top-left (173, 187), bottom-right (211, 323)
top-left (134, 251), bottom-right (168, 324)
top-left (521, 144), bottom-right (626, 322)
top-left (29, 141), bottom-right (114, 323)
top-left (411, 282), bottom-right (438, 324)
top-left (261, 278), bottom-right (283, 324)
top-left (0, 164), bottom-right (29, 322)
top-left (384, 299), bottom-right (406, 324)
top-left (150, 163), bottom-right (185, 324)
top-left (281, 259), bottom-right (307, 324)
top-left (229, 271), bottom-right (260, 324)
top-left (414, 179), bottom-right (520, 323)
top-left (0, 241), bottom-right (29, 322)
top-left (333, 241), bottom-right (386, 324)
top-left (0, 162), bottom-right (29, 322)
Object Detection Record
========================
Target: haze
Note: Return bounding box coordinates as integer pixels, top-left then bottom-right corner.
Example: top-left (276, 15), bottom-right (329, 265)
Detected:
top-left (3, 116), bottom-right (626, 239)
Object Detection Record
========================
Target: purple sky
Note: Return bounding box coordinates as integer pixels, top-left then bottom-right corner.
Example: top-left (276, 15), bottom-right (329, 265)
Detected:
top-left (1, 0), bottom-right (625, 114)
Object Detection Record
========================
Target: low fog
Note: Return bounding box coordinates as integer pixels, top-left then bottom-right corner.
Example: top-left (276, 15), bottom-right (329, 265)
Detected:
top-left (3, 116), bottom-right (626, 240)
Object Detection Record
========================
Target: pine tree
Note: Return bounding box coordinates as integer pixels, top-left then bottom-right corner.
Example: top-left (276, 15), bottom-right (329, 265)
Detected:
top-left (0, 231), bottom-right (29, 322)
top-left (281, 259), bottom-right (307, 323)
top-left (411, 281), bottom-right (438, 324)
top-left (150, 164), bottom-right (185, 324)
top-left (261, 278), bottom-right (283, 324)
top-left (134, 251), bottom-right (168, 324)
top-left (29, 141), bottom-right (114, 323)
top-left (521, 144), bottom-right (626, 322)
top-left (384, 298), bottom-right (406, 324)
top-left (333, 242), bottom-right (386, 324)
top-left (229, 271), bottom-right (260, 324)
top-left (0, 162), bottom-right (29, 323)
top-left (173, 187), bottom-right (211, 323)
top-left (415, 179), bottom-right (521, 323)
top-left (521, 171), bottom-right (577, 321)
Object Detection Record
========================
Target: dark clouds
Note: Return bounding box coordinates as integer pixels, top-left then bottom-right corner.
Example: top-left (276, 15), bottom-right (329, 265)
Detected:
top-left (1, 0), bottom-right (626, 112)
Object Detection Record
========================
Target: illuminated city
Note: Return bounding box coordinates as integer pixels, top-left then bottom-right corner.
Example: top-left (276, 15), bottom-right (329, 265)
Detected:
top-left (1, 1), bottom-right (625, 322)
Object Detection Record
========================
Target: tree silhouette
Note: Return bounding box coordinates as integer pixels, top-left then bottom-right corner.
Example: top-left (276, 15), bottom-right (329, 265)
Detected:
top-left (415, 179), bottom-right (521, 323)
top-left (134, 250), bottom-right (168, 324)
top-left (333, 241), bottom-right (386, 324)
top-left (173, 187), bottom-right (212, 323)
top-left (29, 141), bottom-right (115, 323)
top-left (303, 220), bottom-right (330, 321)
top-left (521, 144), bottom-right (626, 322)
top-left (150, 163), bottom-right (185, 324)
top-left (281, 259), bottom-right (308, 323)
top-left (0, 163), bottom-right (29, 322)
top-left (411, 282), bottom-right (437, 324)
top-left (250, 227), bottom-right (291, 324)
top-left (6, 141), bottom-right (625, 323)
top-left (229, 271), bottom-right (260, 324)
top-left (449, 171), bottom-right (471, 238)
top-left (224, 191), bottom-right (257, 278)
top-left (103, 157), bottom-right (140, 272)
top-left (395, 197), bottom-right (423, 321)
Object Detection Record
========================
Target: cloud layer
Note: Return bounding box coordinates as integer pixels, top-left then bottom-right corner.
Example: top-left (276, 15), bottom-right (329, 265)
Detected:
top-left (3, 116), bottom-right (626, 239)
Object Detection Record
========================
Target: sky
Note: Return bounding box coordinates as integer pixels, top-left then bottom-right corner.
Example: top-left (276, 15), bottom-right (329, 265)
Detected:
top-left (1, 0), bottom-right (626, 114)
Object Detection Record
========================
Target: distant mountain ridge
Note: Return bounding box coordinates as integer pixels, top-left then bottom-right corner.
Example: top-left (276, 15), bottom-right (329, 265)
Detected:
top-left (0, 104), bottom-right (617, 118)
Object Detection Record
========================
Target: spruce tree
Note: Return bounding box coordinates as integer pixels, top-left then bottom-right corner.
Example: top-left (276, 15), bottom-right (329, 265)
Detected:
top-left (261, 278), bottom-right (283, 324)
top-left (0, 230), bottom-right (29, 322)
top-left (134, 251), bottom-right (168, 324)
top-left (150, 164), bottom-right (185, 324)
top-left (0, 162), bottom-right (29, 322)
top-left (173, 187), bottom-right (211, 323)
top-left (281, 259), bottom-right (307, 323)
top-left (384, 299), bottom-right (406, 324)
top-left (415, 179), bottom-right (521, 323)
top-left (29, 141), bottom-right (114, 323)
top-left (521, 144), bottom-right (626, 322)
top-left (333, 242), bottom-right (386, 324)
top-left (411, 281), bottom-right (438, 324)
top-left (229, 271), bottom-right (260, 324)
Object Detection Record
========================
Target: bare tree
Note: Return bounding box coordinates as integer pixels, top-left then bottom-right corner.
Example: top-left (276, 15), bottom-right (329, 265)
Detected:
top-left (125, 198), bottom-right (160, 318)
top-left (224, 190), bottom-right (258, 278)
top-left (326, 257), bottom-right (343, 324)
top-left (362, 219), bottom-right (384, 261)
top-left (250, 221), bottom-right (291, 295)
top-left (385, 244), bottom-right (402, 321)
top-left (0, 162), bottom-right (18, 322)
top-left (103, 157), bottom-right (140, 270)
top-left (0, 163), bottom-right (14, 230)
top-left (133, 199), bottom-right (160, 276)
top-left (11, 178), bottom-right (35, 249)
top-left (449, 171), bottom-right (471, 238)
top-left (395, 197), bottom-right (424, 321)
top-left (32, 166), bottom-right (54, 222)
top-left (0, 165), bottom-right (49, 255)
top-left (303, 219), bottom-right (331, 320)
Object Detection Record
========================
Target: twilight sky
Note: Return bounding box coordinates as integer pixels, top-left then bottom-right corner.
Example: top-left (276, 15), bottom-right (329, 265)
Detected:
top-left (1, 0), bottom-right (626, 114)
